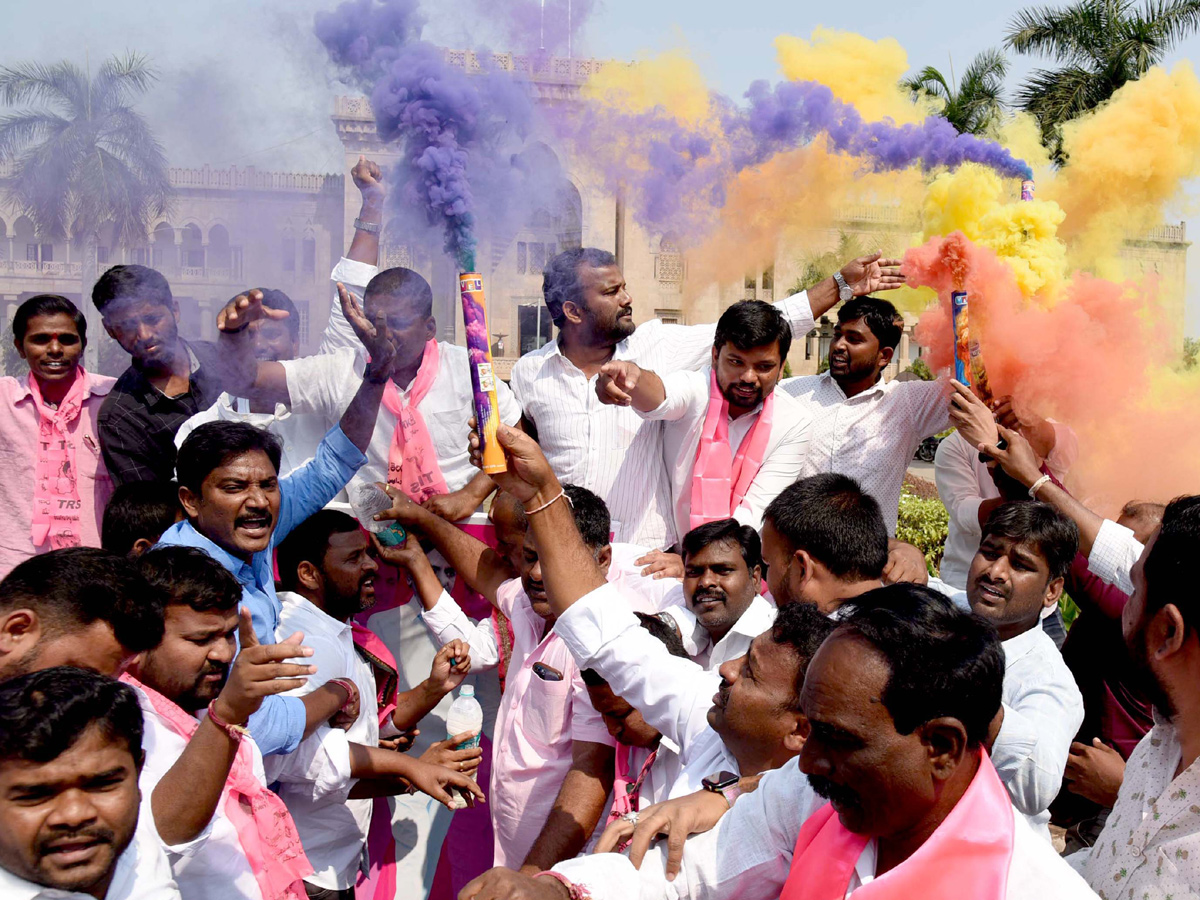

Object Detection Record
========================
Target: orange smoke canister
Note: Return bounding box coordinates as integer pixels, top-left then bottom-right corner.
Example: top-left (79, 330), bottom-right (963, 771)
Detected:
top-left (459, 273), bottom-right (507, 475)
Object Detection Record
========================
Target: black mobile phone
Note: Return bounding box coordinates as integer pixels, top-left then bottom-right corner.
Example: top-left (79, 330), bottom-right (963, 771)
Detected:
top-left (532, 662), bottom-right (564, 682)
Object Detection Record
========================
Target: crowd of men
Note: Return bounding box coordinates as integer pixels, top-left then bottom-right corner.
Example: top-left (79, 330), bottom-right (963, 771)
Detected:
top-left (0, 156), bottom-right (1195, 900)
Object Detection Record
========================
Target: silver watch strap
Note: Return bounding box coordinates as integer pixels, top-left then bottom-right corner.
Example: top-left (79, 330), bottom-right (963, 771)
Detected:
top-left (354, 218), bottom-right (381, 234)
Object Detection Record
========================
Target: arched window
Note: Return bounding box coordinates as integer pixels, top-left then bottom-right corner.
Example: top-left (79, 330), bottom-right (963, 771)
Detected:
top-left (302, 233), bottom-right (316, 277)
top-left (0, 217), bottom-right (6, 261)
top-left (281, 230), bottom-right (296, 273)
top-left (151, 222), bottom-right (175, 269)
top-left (208, 225), bottom-right (231, 270)
top-left (181, 224), bottom-right (204, 269)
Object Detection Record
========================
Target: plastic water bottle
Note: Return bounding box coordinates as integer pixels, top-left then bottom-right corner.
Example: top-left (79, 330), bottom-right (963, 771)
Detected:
top-left (444, 684), bottom-right (484, 809)
top-left (349, 481), bottom-right (393, 534)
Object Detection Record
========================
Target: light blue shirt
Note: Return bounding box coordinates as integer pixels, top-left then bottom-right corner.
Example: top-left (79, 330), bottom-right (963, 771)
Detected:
top-left (158, 424), bottom-right (367, 755)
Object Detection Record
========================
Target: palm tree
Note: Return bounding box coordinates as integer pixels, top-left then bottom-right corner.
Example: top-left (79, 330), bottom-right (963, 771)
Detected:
top-left (903, 49), bottom-right (1009, 136)
top-left (1006, 0), bottom-right (1200, 158)
top-left (0, 53), bottom-right (171, 371)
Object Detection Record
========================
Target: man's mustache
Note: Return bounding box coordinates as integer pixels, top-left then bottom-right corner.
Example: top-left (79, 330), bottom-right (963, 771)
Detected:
top-left (809, 774), bottom-right (860, 808)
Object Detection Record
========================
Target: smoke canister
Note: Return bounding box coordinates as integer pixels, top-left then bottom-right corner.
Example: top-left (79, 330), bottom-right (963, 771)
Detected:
top-left (1020, 179), bottom-right (1035, 201)
top-left (459, 273), bottom-right (507, 475)
top-left (950, 290), bottom-right (993, 402)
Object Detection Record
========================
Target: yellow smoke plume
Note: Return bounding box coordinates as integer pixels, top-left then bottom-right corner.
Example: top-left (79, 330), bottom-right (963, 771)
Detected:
top-left (775, 27), bottom-right (930, 124)
top-left (583, 49), bottom-right (711, 125)
top-left (1045, 63), bottom-right (1200, 268)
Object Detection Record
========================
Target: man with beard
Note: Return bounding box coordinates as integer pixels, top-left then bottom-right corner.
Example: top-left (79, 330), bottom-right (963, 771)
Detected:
top-left (594, 300), bottom-right (809, 551)
top-left (0, 547), bottom-right (164, 681)
top-left (128, 545), bottom-right (482, 900)
top-left (511, 248), bottom-right (904, 557)
top-left (458, 427), bottom-right (1094, 900)
top-left (0, 667), bottom-right (180, 900)
top-left (274, 510), bottom-right (484, 899)
top-left (1067, 495), bottom-right (1200, 897)
top-left (779, 296), bottom-right (951, 542)
top-left (957, 502), bottom-right (1084, 839)
top-left (158, 281), bottom-right (396, 758)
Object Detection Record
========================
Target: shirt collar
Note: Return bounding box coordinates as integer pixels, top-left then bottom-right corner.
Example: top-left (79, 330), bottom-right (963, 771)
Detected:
top-left (277, 590), bottom-right (352, 637)
top-left (821, 372), bottom-right (889, 402)
top-left (728, 595), bottom-right (776, 637)
top-left (157, 520), bottom-right (258, 581)
top-left (0, 838), bottom-right (136, 899)
top-left (11, 370), bottom-right (114, 405)
top-left (1001, 624), bottom-right (1047, 662)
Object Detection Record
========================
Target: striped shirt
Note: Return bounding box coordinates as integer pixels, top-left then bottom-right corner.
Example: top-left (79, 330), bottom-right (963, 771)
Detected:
top-left (510, 294), bottom-right (816, 549)
top-left (779, 373), bottom-right (950, 535)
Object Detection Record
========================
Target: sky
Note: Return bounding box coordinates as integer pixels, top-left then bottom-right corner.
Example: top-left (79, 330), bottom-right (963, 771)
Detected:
top-left (3, 0), bottom-right (1199, 333)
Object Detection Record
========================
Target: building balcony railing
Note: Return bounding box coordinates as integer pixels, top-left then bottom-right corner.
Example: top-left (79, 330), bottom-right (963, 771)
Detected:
top-left (0, 259), bottom-right (82, 278)
top-left (167, 165), bottom-right (341, 194)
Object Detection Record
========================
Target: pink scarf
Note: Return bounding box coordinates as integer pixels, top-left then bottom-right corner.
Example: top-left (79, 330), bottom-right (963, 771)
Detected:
top-left (351, 621), bottom-right (399, 727)
top-left (381, 339), bottom-right (450, 504)
top-left (606, 744), bottom-right (658, 825)
top-left (780, 753), bottom-right (1013, 900)
top-left (121, 675), bottom-right (313, 900)
top-left (29, 368), bottom-right (88, 549)
top-left (688, 369), bottom-right (774, 531)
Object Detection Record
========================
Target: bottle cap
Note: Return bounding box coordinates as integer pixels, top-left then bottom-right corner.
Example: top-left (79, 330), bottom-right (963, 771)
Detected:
top-left (459, 684), bottom-right (475, 698)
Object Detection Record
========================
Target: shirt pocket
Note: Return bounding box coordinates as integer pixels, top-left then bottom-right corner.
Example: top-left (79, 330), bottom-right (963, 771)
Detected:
top-left (523, 675), bottom-right (572, 747)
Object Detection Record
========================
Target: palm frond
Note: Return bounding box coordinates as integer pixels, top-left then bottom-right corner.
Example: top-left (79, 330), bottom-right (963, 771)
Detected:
top-left (1143, 0), bottom-right (1200, 43)
top-left (1005, 1), bottom-right (1110, 65)
top-left (93, 52), bottom-right (159, 114)
top-left (0, 61), bottom-right (87, 115)
top-left (902, 66), bottom-right (953, 103)
top-left (0, 111), bottom-right (69, 160)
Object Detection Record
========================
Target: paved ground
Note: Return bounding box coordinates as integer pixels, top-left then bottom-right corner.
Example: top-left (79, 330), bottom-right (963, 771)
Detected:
top-left (907, 459), bottom-right (936, 484)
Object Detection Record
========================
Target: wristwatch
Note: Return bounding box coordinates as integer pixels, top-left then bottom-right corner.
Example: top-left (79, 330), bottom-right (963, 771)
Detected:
top-left (354, 217), bottom-right (381, 234)
top-left (833, 271), bottom-right (853, 302)
top-left (702, 770), bottom-right (742, 806)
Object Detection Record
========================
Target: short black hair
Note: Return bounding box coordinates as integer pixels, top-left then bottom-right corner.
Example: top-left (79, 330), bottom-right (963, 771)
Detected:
top-left (1143, 494), bottom-right (1200, 628)
top-left (563, 484), bottom-right (611, 549)
top-left (837, 296), bottom-right (903, 351)
top-left (581, 610), bottom-right (689, 687)
top-left (246, 288), bottom-right (300, 342)
top-left (771, 600), bottom-right (838, 706)
top-left (102, 481), bottom-right (182, 554)
top-left (0, 667), bottom-right (144, 768)
top-left (364, 267), bottom-right (434, 318)
top-left (139, 546), bottom-right (242, 614)
top-left (543, 247), bottom-right (617, 327)
top-left (763, 475), bottom-right (889, 581)
top-left (681, 518), bottom-right (763, 573)
top-left (0, 548), bottom-right (164, 654)
top-left (276, 509), bottom-right (362, 592)
top-left (12, 294), bottom-right (87, 346)
top-left (92, 264), bottom-right (173, 314)
top-left (713, 300), bottom-right (792, 360)
top-left (837, 584), bottom-right (1004, 747)
top-left (980, 501), bottom-right (1079, 581)
top-left (176, 421), bottom-right (283, 494)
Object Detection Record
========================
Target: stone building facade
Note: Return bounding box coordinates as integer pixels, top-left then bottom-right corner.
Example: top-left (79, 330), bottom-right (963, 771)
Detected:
top-left (1, 51), bottom-right (1189, 380)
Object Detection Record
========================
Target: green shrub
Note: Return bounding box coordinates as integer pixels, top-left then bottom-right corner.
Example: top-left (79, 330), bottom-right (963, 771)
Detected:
top-left (896, 486), bottom-right (949, 575)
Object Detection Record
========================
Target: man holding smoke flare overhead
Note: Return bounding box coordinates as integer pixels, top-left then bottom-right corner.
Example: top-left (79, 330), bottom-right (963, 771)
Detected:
top-left (511, 246), bottom-right (905, 574)
top-left (227, 156), bottom-right (523, 521)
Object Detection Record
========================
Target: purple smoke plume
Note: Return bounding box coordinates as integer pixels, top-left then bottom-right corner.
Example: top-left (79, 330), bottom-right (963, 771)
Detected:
top-left (317, 0), bottom-right (558, 271)
top-left (734, 80), bottom-right (1032, 179)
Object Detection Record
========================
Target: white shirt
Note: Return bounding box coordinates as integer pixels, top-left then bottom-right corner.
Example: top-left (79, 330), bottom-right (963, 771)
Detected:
top-left (174, 394), bottom-right (329, 480)
top-left (658, 590), bottom-right (777, 672)
top-left (1069, 717), bottom-right (1200, 897)
top-left (510, 294), bottom-right (817, 549)
top-left (779, 373), bottom-right (950, 535)
top-left (0, 814), bottom-right (180, 900)
top-left (935, 427), bottom-right (1079, 589)
top-left (551, 755), bottom-right (1098, 900)
top-left (281, 257), bottom-right (522, 497)
top-left (553, 583), bottom-right (742, 801)
top-left (993, 624), bottom-right (1085, 839)
top-left (640, 367), bottom-right (811, 542)
top-left (1087, 518), bottom-right (1145, 597)
top-left (133, 688), bottom-right (264, 900)
top-left (275, 592), bottom-right (376, 891)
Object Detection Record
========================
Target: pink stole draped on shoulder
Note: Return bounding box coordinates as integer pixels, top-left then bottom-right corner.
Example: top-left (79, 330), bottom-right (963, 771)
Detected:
top-left (688, 369), bottom-right (773, 531)
top-left (29, 367), bottom-right (88, 549)
top-left (780, 753), bottom-right (1013, 900)
top-left (381, 340), bottom-right (450, 503)
top-left (120, 675), bottom-right (312, 900)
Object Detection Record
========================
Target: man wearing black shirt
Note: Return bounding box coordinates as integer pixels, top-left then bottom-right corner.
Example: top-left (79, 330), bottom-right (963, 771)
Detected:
top-left (93, 265), bottom-right (261, 486)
